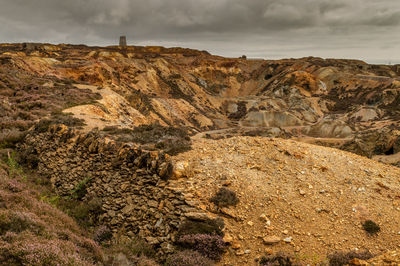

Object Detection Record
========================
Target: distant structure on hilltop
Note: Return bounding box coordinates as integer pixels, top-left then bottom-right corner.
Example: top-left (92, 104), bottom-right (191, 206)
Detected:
top-left (119, 36), bottom-right (127, 47)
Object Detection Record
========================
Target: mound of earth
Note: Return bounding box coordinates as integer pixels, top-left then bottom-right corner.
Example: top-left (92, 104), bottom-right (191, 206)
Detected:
top-left (1, 43), bottom-right (400, 165)
top-left (171, 136), bottom-right (400, 265)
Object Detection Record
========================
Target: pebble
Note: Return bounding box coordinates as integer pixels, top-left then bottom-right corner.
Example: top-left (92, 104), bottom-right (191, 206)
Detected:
top-left (283, 230), bottom-right (289, 235)
top-left (283, 237), bottom-right (293, 243)
top-left (299, 189), bottom-right (306, 196)
top-left (265, 248), bottom-right (274, 255)
top-left (231, 241), bottom-right (241, 249)
top-left (263, 235), bottom-right (281, 245)
top-left (247, 221), bottom-right (254, 226)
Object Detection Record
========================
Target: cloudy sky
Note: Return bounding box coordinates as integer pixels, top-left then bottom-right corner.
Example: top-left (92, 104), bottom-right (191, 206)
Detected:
top-left (1, 0), bottom-right (399, 63)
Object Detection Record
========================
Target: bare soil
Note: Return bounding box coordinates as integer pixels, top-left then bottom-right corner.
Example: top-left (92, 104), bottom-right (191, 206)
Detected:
top-left (172, 136), bottom-right (400, 265)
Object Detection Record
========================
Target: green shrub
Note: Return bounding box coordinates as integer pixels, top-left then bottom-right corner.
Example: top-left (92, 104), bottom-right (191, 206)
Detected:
top-left (210, 187), bottom-right (239, 207)
top-left (70, 177), bottom-right (93, 200)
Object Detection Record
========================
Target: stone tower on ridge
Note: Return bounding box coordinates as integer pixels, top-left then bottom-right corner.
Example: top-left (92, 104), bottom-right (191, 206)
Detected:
top-left (119, 36), bottom-right (127, 47)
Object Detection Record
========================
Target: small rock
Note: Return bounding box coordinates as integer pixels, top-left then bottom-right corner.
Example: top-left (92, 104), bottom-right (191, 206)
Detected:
top-left (185, 212), bottom-right (210, 221)
top-left (265, 248), bottom-right (273, 255)
top-left (349, 258), bottom-right (368, 265)
top-left (222, 180), bottom-right (232, 186)
top-left (247, 221), bottom-right (254, 226)
top-left (263, 236), bottom-right (281, 245)
top-left (283, 230), bottom-right (289, 235)
top-left (223, 233), bottom-right (233, 243)
top-left (283, 237), bottom-right (292, 243)
top-left (221, 207), bottom-right (237, 218)
top-left (299, 189), bottom-right (306, 196)
top-left (260, 213), bottom-right (267, 220)
top-left (235, 250), bottom-right (244, 256)
top-left (231, 240), bottom-right (241, 249)
top-left (244, 249), bottom-right (251, 254)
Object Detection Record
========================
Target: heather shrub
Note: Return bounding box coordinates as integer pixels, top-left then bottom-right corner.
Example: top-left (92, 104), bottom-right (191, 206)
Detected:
top-left (176, 234), bottom-right (226, 261)
top-left (93, 225), bottom-right (113, 244)
top-left (210, 187), bottom-right (239, 207)
top-left (34, 112), bottom-right (85, 133)
top-left (362, 220), bottom-right (380, 235)
top-left (165, 250), bottom-right (213, 266)
top-left (17, 146), bottom-right (39, 169)
top-left (6, 179), bottom-right (24, 192)
top-left (106, 236), bottom-right (157, 264)
top-left (327, 250), bottom-right (373, 266)
top-left (132, 256), bottom-right (159, 266)
top-left (0, 211), bottom-right (45, 236)
top-left (0, 128), bottom-right (26, 148)
top-left (0, 237), bottom-right (96, 266)
top-left (102, 123), bottom-right (192, 155)
top-left (176, 218), bottom-right (224, 239)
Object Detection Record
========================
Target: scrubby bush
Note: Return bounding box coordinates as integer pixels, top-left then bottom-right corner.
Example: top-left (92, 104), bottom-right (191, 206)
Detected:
top-left (176, 234), bottom-right (226, 261)
top-left (0, 129), bottom-right (26, 149)
top-left (132, 256), bottom-right (159, 266)
top-left (165, 250), bottom-right (213, 266)
top-left (259, 252), bottom-right (297, 266)
top-left (70, 177), bottom-right (93, 200)
top-left (102, 124), bottom-right (192, 155)
top-left (34, 112), bottom-right (85, 133)
top-left (327, 250), bottom-right (373, 266)
top-left (210, 187), bottom-right (239, 207)
top-left (176, 219), bottom-right (224, 239)
top-left (93, 225), bottom-right (113, 244)
top-left (362, 220), bottom-right (380, 235)
top-left (0, 211), bottom-right (44, 236)
top-left (105, 236), bottom-right (157, 265)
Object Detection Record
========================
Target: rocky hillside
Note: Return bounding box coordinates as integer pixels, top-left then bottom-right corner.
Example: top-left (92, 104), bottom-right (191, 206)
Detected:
top-left (1, 43), bottom-right (400, 166)
top-left (1, 43), bottom-right (400, 265)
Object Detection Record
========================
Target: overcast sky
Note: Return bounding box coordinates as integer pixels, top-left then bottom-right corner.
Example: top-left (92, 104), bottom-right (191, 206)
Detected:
top-left (1, 0), bottom-right (399, 64)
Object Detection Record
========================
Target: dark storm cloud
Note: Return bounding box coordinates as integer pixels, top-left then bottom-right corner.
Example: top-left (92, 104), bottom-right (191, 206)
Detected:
top-left (0, 0), bottom-right (399, 63)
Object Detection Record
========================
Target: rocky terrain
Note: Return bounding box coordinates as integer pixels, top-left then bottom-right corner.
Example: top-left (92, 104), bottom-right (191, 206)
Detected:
top-left (1, 43), bottom-right (400, 265)
top-left (172, 137), bottom-right (400, 265)
top-left (1, 43), bottom-right (400, 165)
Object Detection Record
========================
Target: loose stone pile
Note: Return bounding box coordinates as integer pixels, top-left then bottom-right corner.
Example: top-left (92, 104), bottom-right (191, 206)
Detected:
top-left (21, 124), bottom-right (206, 254)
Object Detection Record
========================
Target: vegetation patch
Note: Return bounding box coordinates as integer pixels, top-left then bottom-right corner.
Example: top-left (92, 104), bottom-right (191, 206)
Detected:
top-left (258, 252), bottom-right (298, 266)
top-left (34, 111), bottom-right (85, 133)
top-left (176, 218), bottom-right (224, 239)
top-left (176, 233), bottom-right (226, 261)
top-left (210, 187), bottom-right (239, 207)
top-left (327, 250), bottom-right (373, 266)
top-left (102, 124), bottom-right (192, 155)
top-left (165, 250), bottom-right (213, 266)
top-left (362, 220), bottom-right (381, 235)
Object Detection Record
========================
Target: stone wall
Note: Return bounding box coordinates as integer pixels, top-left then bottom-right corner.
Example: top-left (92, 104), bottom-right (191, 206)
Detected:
top-left (21, 124), bottom-right (205, 254)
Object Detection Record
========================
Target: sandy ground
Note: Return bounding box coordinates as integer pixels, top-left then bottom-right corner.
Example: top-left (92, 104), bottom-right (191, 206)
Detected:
top-left (171, 136), bottom-right (400, 265)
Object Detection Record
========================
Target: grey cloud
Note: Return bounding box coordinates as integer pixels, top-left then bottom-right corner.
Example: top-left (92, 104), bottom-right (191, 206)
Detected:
top-left (0, 0), bottom-right (399, 63)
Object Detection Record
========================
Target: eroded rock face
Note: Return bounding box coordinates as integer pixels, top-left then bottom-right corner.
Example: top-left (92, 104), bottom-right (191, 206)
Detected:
top-left (1, 43), bottom-right (400, 164)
